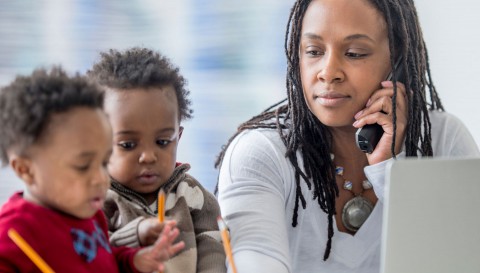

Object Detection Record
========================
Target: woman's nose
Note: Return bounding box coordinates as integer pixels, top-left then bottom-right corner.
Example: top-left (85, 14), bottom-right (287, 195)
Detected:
top-left (316, 53), bottom-right (345, 84)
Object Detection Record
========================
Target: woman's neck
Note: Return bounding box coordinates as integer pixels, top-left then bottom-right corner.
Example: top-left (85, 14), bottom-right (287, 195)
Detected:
top-left (329, 126), bottom-right (367, 167)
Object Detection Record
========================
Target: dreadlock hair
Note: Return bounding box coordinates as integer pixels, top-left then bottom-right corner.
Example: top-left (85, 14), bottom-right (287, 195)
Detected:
top-left (87, 47), bottom-right (193, 122)
top-left (215, 0), bottom-right (443, 261)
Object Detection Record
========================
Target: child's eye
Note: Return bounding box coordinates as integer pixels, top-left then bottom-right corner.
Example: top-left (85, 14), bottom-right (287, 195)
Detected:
top-left (118, 141), bottom-right (137, 150)
top-left (102, 160), bottom-right (109, 168)
top-left (74, 164), bottom-right (90, 172)
top-left (156, 139), bottom-right (171, 146)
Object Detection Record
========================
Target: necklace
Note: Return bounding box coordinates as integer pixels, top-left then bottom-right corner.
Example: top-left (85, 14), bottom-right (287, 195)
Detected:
top-left (335, 165), bottom-right (374, 233)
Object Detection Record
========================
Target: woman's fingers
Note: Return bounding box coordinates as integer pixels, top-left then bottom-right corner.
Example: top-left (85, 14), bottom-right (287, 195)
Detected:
top-left (356, 81), bottom-right (407, 121)
top-left (370, 81), bottom-right (407, 102)
top-left (353, 81), bottom-right (409, 163)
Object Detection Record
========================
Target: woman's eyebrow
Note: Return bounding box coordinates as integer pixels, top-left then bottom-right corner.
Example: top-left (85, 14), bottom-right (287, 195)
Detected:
top-left (344, 33), bottom-right (375, 42)
top-left (302, 32), bottom-right (323, 41)
top-left (302, 32), bottom-right (375, 43)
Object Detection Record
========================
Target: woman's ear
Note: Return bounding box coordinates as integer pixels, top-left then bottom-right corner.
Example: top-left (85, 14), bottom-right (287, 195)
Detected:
top-left (9, 155), bottom-right (35, 186)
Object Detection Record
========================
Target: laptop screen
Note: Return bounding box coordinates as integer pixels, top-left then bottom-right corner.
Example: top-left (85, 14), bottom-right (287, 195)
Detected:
top-left (381, 157), bottom-right (480, 273)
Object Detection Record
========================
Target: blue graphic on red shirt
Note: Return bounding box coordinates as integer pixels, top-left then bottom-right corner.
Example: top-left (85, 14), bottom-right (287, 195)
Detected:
top-left (71, 221), bottom-right (111, 263)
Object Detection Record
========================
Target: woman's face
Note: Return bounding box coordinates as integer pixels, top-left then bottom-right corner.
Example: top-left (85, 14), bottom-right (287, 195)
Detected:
top-left (299, 0), bottom-right (391, 128)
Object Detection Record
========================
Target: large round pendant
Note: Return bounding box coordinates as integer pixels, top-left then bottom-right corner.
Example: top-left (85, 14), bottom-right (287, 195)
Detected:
top-left (342, 196), bottom-right (374, 233)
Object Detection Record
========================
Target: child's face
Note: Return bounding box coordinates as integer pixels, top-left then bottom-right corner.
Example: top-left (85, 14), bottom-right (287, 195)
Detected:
top-left (299, 0), bottom-right (391, 128)
top-left (105, 86), bottom-right (181, 203)
top-left (20, 107), bottom-right (112, 219)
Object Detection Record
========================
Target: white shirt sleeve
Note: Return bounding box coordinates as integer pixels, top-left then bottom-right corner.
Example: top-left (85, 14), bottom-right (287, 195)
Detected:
top-left (429, 111), bottom-right (480, 157)
top-left (364, 153), bottom-right (404, 203)
top-left (217, 130), bottom-right (291, 273)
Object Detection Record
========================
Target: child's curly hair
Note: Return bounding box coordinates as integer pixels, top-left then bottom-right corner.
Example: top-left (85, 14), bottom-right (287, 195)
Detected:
top-left (0, 66), bottom-right (104, 165)
top-left (87, 47), bottom-right (193, 122)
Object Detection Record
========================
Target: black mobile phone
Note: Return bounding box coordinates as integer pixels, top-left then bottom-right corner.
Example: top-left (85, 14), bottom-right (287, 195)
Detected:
top-left (355, 57), bottom-right (404, 153)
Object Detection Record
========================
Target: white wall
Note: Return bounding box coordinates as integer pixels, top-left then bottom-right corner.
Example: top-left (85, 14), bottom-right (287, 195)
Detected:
top-left (416, 0), bottom-right (480, 145)
top-left (1, 1), bottom-right (479, 205)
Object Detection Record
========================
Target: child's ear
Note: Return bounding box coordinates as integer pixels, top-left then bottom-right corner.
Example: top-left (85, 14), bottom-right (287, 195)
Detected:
top-left (9, 156), bottom-right (35, 186)
top-left (178, 126), bottom-right (184, 140)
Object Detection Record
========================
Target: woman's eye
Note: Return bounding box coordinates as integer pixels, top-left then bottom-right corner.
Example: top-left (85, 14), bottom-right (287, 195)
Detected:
top-left (346, 52), bottom-right (368, 58)
top-left (118, 141), bottom-right (136, 150)
top-left (156, 139), bottom-right (171, 146)
top-left (306, 49), bottom-right (323, 56)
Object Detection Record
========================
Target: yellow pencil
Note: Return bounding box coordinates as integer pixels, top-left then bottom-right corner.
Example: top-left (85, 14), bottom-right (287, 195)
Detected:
top-left (8, 228), bottom-right (55, 273)
top-left (157, 189), bottom-right (166, 273)
top-left (158, 189), bottom-right (165, 223)
top-left (217, 216), bottom-right (238, 273)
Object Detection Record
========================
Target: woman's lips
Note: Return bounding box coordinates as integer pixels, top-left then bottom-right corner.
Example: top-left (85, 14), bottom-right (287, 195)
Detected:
top-left (315, 92), bottom-right (350, 107)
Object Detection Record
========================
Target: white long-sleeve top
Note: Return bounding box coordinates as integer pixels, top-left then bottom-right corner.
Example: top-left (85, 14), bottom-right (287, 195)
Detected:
top-left (217, 111), bottom-right (480, 273)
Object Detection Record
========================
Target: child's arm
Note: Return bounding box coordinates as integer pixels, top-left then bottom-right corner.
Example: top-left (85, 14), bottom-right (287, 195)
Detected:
top-left (108, 217), bottom-right (145, 247)
top-left (192, 185), bottom-right (227, 273)
top-left (103, 191), bottom-right (151, 247)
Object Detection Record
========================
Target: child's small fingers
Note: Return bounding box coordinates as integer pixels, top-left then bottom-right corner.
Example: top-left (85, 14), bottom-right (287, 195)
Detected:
top-left (148, 224), bottom-right (185, 262)
top-left (151, 228), bottom-right (172, 254)
top-left (162, 222), bottom-right (172, 234)
top-left (166, 219), bottom-right (177, 225)
top-left (164, 227), bottom-right (179, 240)
top-left (170, 241), bottom-right (185, 256)
top-left (164, 220), bottom-right (177, 229)
top-left (151, 238), bottom-right (171, 261)
top-left (152, 222), bottom-right (165, 233)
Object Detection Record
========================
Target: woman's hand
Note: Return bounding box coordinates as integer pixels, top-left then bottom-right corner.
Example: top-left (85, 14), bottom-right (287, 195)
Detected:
top-left (353, 80), bottom-right (408, 165)
top-left (133, 220), bottom-right (185, 272)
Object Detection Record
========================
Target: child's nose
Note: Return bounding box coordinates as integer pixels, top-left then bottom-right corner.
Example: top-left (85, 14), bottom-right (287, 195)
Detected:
top-left (92, 166), bottom-right (109, 187)
top-left (139, 150), bottom-right (157, 164)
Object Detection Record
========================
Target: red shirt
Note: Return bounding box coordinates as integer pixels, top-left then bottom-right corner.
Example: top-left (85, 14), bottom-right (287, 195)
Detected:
top-left (0, 192), bottom-right (139, 273)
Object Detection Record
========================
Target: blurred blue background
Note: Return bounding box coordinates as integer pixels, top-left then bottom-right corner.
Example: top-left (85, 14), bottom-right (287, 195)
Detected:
top-left (1, 0), bottom-right (479, 204)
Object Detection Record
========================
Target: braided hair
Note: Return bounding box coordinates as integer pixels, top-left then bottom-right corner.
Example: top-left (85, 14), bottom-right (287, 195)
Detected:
top-left (215, 0), bottom-right (443, 260)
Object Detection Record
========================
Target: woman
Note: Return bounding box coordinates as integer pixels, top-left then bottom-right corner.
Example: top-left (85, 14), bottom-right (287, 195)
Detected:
top-left (216, 0), bottom-right (480, 272)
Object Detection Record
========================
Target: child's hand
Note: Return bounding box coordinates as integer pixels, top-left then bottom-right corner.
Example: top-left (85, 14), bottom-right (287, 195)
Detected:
top-left (138, 217), bottom-right (167, 246)
top-left (133, 221), bottom-right (185, 273)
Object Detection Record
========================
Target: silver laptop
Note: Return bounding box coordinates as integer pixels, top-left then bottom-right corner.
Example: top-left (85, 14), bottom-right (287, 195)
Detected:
top-left (381, 157), bottom-right (480, 273)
